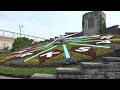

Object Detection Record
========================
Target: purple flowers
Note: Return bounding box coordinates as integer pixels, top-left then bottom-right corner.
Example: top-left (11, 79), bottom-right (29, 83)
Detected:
top-left (11, 59), bottom-right (24, 65)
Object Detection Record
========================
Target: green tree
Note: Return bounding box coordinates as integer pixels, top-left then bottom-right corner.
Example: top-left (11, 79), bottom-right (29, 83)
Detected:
top-left (11, 37), bottom-right (33, 52)
top-left (3, 46), bottom-right (9, 52)
top-left (99, 16), bottom-right (106, 30)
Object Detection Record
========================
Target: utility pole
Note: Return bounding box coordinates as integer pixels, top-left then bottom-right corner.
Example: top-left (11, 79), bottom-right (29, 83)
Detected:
top-left (19, 25), bottom-right (23, 38)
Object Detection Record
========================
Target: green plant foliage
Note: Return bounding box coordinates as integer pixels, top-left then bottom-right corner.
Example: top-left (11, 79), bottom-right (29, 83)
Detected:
top-left (41, 53), bottom-right (66, 66)
top-left (23, 57), bottom-right (39, 66)
top-left (70, 51), bottom-right (92, 61)
top-left (99, 15), bottom-right (106, 30)
top-left (0, 34), bottom-right (120, 67)
top-left (12, 37), bottom-right (33, 52)
top-left (0, 66), bottom-right (56, 78)
top-left (93, 48), bottom-right (114, 57)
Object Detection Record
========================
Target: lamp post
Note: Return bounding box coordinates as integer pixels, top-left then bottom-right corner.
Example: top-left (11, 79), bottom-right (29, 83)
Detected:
top-left (19, 25), bottom-right (23, 38)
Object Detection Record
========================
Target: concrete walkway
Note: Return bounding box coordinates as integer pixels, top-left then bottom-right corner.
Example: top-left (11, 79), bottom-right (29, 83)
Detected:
top-left (0, 75), bottom-right (23, 79)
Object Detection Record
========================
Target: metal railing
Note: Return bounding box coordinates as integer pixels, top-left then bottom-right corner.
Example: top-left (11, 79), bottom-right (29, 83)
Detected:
top-left (0, 29), bottom-right (46, 41)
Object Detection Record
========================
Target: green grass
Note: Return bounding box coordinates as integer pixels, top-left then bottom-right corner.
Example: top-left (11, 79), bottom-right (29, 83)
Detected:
top-left (0, 66), bottom-right (56, 78)
top-left (0, 65), bottom-right (80, 78)
top-left (0, 49), bottom-right (3, 52)
top-left (53, 45), bottom-right (63, 50)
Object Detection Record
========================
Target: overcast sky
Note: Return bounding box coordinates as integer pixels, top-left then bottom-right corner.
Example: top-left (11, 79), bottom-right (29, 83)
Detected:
top-left (0, 11), bottom-right (119, 40)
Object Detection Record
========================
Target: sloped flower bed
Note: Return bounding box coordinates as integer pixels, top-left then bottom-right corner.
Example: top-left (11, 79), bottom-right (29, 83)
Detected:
top-left (0, 34), bottom-right (120, 67)
top-left (11, 59), bottom-right (24, 66)
top-left (23, 57), bottom-right (39, 66)
top-left (38, 49), bottom-right (63, 65)
top-left (93, 47), bottom-right (114, 57)
top-left (40, 53), bottom-right (66, 66)
top-left (70, 46), bottom-right (96, 58)
top-left (11, 49), bottom-right (30, 55)
top-left (1, 50), bottom-right (42, 65)
top-left (70, 51), bottom-right (92, 61)
top-left (10, 50), bottom-right (41, 60)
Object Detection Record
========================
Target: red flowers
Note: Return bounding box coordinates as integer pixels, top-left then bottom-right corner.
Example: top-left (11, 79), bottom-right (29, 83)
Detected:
top-left (38, 49), bottom-right (63, 64)
top-left (70, 46), bottom-right (96, 58)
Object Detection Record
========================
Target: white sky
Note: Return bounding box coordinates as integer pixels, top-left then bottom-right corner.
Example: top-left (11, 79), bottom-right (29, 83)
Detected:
top-left (0, 11), bottom-right (119, 39)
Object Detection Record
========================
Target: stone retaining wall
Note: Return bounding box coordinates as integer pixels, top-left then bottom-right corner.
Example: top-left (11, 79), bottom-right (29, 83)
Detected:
top-left (31, 57), bottom-right (120, 79)
top-left (56, 68), bottom-right (83, 79)
top-left (99, 25), bottom-right (120, 34)
top-left (56, 57), bottom-right (120, 79)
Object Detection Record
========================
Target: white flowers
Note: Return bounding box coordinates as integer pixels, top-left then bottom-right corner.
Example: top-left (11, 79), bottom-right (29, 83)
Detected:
top-left (40, 51), bottom-right (60, 58)
top-left (100, 35), bottom-right (113, 39)
top-left (75, 47), bottom-right (91, 52)
top-left (14, 50), bottom-right (28, 54)
top-left (15, 52), bottom-right (33, 58)
top-left (88, 35), bottom-right (100, 38)
top-left (96, 40), bottom-right (111, 44)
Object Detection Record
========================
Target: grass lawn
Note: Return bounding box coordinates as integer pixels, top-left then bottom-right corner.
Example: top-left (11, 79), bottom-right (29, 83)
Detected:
top-left (0, 49), bottom-right (3, 52)
top-left (0, 66), bottom-right (56, 78)
top-left (0, 65), bottom-right (80, 78)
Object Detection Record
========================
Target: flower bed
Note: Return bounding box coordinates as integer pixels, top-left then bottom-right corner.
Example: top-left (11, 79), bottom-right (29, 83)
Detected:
top-left (1, 50), bottom-right (42, 65)
top-left (70, 51), bottom-right (92, 61)
top-left (40, 53), bottom-right (66, 66)
top-left (23, 57), bottom-right (39, 66)
top-left (10, 50), bottom-right (41, 60)
top-left (70, 46), bottom-right (96, 58)
top-left (0, 34), bottom-right (120, 67)
top-left (11, 49), bottom-right (30, 55)
top-left (93, 47), bottom-right (114, 57)
top-left (38, 49), bottom-right (63, 65)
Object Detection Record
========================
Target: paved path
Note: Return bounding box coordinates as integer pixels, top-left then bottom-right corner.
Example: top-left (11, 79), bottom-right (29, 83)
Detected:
top-left (0, 75), bottom-right (23, 79)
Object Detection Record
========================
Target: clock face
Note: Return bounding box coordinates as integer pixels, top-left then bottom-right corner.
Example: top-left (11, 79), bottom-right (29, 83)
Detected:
top-left (1, 32), bottom-right (118, 67)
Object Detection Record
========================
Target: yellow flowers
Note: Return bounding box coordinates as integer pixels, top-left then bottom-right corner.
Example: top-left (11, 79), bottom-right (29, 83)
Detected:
top-left (94, 48), bottom-right (114, 57)
top-left (70, 52), bottom-right (92, 61)
top-left (24, 58), bottom-right (39, 65)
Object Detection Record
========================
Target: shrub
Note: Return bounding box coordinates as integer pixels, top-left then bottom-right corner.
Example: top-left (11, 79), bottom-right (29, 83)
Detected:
top-left (12, 37), bottom-right (33, 52)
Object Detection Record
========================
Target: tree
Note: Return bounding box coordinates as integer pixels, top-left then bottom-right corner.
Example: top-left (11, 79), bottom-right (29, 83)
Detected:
top-left (99, 15), bottom-right (106, 30)
top-left (3, 46), bottom-right (9, 52)
top-left (11, 37), bottom-right (33, 52)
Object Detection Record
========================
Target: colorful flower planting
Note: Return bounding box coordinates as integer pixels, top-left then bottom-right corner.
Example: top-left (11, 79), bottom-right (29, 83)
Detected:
top-left (1, 50), bottom-right (42, 65)
top-left (23, 57), bottom-right (39, 66)
top-left (70, 51), bottom-right (92, 61)
top-left (70, 46), bottom-right (96, 58)
top-left (40, 53), bottom-right (66, 66)
top-left (0, 34), bottom-right (119, 67)
top-left (38, 49), bottom-right (64, 65)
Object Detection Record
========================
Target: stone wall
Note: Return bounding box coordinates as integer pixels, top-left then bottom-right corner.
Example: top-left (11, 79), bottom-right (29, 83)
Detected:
top-left (55, 57), bottom-right (120, 79)
top-left (117, 28), bottom-right (120, 34)
top-left (81, 57), bottom-right (120, 79)
top-left (65, 32), bottom-right (83, 37)
top-left (99, 25), bottom-right (120, 34)
top-left (31, 57), bottom-right (120, 79)
top-left (82, 11), bottom-right (106, 36)
top-left (56, 68), bottom-right (83, 79)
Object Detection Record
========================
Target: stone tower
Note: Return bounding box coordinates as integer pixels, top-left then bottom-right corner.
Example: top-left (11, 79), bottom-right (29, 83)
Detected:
top-left (82, 11), bottom-right (106, 36)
